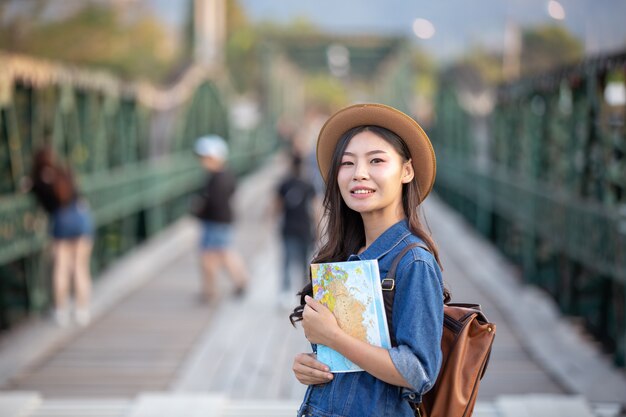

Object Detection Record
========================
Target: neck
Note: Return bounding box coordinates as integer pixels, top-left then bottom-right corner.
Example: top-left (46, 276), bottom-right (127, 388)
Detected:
top-left (360, 204), bottom-right (405, 250)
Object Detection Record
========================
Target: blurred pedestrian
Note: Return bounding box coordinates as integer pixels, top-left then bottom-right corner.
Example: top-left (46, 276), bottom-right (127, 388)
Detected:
top-left (29, 146), bottom-right (94, 326)
top-left (192, 135), bottom-right (248, 302)
top-left (293, 104), bottom-right (328, 196)
top-left (275, 154), bottom-right (319, 309)
top-left (276, 113), bottom-right (297, 154)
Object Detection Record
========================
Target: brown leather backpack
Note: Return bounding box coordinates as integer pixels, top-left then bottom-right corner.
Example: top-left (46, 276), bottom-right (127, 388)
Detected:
top-left (382, 243), bottom-right (496, 417)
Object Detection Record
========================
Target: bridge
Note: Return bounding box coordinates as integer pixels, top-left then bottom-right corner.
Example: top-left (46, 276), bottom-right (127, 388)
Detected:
top-left (0, 29), bottom-right (625, 417)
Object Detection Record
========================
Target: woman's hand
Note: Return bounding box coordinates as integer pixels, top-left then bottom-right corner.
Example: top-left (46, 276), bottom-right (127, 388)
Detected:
top-left (292, 352), bottom-right (334, 385)
top-left (302, 295), bottom-right (341, 346)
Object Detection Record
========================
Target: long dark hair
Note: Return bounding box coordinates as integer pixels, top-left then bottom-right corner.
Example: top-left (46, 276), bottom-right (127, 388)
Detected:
top-left (289, 125), bottom-right (449, 326)
top-left (31, 146), bottom-right (76, 208)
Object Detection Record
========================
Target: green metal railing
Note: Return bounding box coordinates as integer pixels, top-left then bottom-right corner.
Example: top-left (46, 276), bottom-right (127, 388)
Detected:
top-left (0, 52), bottom-right (281, 328)
top-left (432, 52), bottom-right (626, 366)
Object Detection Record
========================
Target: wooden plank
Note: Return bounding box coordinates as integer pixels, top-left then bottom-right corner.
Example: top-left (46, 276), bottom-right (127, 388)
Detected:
top-left (128, 393), bottom-right (226, 417)
top-left (29, 398), bottom-right (130, 417)
top-left (221, 400), bottom-right (302, 417)
top-left (425, 197), bottom-right (568, 401)
top-left (171, 156), bottom-right (309, 401)
top-left (0, 391), bottom-right (41, 417)
top-left (6, 250), bottom-right (216, 397)
top-left (495, 394), bottom-right (596, 417)
top-left (425, 195), bottom-right (626, 403)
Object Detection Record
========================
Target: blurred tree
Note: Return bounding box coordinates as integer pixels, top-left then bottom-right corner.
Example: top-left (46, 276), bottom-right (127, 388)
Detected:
top-left (450, 46), bottom-right (504, 89)
top-left (225, 0), bottom-right (258, 92)
top-left (411, 46), bottom-right (438, 98)
top-left (441, 24), bottom-right (582, 93)
top-left (256, 17), bottom-right (320, 38)
top-left (408, 46), bottom-right (439, 127)
top-left (182, 0), bottom-right (195, 66)
top-left (304, 74), bottom-right (349, 110)
top-left (521, 24), bottom-right (583, 76)
top-left (0, 0), bottom-right (48, 51)
top-left (0, 2), bottom-right (180, 83)
top-left (225, 0), bottom-right (322, 93)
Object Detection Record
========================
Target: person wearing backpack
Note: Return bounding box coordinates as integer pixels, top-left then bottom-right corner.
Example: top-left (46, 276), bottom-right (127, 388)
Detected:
top-left (275, 154), bottom-right (319, 309)
top-left (289, 103), bottom-right (450, 417)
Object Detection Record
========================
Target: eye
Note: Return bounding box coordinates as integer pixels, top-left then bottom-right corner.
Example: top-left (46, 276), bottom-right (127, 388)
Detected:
top-left (340, 160), bottom-right (354, 166)
top-left (370, 158), bottom-right (384, 164)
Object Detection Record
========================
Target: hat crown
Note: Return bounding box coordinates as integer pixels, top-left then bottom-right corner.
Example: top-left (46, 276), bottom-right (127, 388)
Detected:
top-left (195, 135), bottom-right (228, 159)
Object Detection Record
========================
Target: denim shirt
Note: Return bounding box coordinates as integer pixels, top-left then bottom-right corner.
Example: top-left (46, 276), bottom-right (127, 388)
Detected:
top-left (298, 220), bottom-right (444, 417)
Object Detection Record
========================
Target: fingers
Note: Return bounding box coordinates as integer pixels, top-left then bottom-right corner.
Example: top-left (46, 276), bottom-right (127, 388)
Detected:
top-left (296, 353), bottom-right (328, 370)
top-left (302, 298), bottom-right (336, 345)
top-left (302, 302), bottom-right (319, 326)
top-left (293, 353), bottom-right (334, 385)
top-left (304, 295), bottom-right (321, 311)
top-left (302, 303), bottom-right (313, 318)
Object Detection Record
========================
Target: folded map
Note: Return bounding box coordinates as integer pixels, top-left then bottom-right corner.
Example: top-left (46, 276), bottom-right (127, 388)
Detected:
top-left (311, 259), bottom-right (391, 372)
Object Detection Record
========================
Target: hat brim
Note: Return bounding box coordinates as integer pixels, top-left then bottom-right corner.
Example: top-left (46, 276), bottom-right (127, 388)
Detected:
top-left (316, 103), bottom-right (436, 202)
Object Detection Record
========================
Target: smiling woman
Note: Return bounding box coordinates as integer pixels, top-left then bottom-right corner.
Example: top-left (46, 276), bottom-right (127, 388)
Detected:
top-left (289, 103), bottom-right (448, 417)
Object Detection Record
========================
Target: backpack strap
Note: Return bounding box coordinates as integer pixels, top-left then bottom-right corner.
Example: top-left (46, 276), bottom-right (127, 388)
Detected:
top-left (382, 242), bottom-right (430, 347)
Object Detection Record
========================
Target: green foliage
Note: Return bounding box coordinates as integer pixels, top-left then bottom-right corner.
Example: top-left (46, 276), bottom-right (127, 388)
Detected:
top-left (459, 47), bottom-right (503, 85)
top-left (225, 0), bottom-right (258, 92)
top-left (225, 2), bottom-right (322, 93)
top-left (0, 3), bottom-right (181, 82)
top-left (442, 45), bottom-right (504, 101)
top-left (411, 47), bottom-right (436, 74)
top-left (447, 24), bottom-right (582, 88)
top-left (255, 17), bottom-right (321, 38)
top-left (411, 47), bottom-right (438, 98)
top-left (304, 74), bottom-right (349, 110)
top-left (226, 27), bottom-right (259, 92)
top-left (521, 24), bottom-right (584, 76)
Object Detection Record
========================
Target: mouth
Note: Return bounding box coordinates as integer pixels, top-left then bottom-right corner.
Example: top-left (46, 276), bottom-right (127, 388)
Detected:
top-left (350, 187), bottom-right (375, 195)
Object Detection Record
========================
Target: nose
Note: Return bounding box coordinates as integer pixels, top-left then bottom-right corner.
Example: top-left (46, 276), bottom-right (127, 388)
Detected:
top-left (352, 161), bottom-right (369, 181)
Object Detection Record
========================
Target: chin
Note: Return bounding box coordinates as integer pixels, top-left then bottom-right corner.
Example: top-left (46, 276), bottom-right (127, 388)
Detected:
top-left (346, 202), bottom-right (375, 214)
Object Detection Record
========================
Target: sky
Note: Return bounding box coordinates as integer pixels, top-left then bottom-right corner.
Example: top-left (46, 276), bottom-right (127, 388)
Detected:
top-left (3, 0), bottom-right (625, 63)
top-left (236, 0), bottom-right (626, 61)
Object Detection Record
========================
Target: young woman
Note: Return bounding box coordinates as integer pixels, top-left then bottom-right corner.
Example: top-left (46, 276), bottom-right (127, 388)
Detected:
top-left (290, 103), bottom-right (448, 416)
top-left (30, 146), bottom-right (94, 326)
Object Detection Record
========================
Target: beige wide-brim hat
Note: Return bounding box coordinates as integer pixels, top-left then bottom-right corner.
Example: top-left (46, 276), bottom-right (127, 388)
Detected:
top-left (316, 103), bottom-right (436, 202)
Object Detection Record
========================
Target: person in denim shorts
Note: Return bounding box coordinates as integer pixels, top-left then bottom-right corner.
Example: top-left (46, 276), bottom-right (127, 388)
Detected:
top-left (192, 135), bottom-right (248, 302)
top-left (289, 104), bottom-right (448, 416)
top-left (30, 146), bottom-right (94, 326)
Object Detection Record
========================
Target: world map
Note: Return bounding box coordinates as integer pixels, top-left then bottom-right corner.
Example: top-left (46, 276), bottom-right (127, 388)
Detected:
top-left (311, 259), bottom-right (391, 372)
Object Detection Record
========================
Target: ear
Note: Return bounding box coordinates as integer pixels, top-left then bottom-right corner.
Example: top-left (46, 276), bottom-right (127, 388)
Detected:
top-left (401, 159), bottom-right (414, 184)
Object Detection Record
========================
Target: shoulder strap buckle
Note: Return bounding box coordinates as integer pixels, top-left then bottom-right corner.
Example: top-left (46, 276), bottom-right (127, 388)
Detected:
top-left (381, 278), bottom-right (395, 291)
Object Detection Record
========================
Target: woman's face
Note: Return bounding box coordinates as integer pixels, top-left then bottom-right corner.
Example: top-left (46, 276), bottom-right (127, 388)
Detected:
top-left (337, 130), bottom-right (413, 220)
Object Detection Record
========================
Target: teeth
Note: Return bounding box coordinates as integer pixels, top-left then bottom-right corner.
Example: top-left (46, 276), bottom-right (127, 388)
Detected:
top-left (353, 189), bottom-right (373, 194)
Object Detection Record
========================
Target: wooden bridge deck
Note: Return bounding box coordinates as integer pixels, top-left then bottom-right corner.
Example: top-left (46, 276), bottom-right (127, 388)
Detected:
top-left (5, 251), bottom-right (214, 397)
top-left (1, 152), bottom-right (625, 416)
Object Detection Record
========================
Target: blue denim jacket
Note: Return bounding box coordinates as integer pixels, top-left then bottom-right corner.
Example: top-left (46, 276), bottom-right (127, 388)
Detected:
top-left (298, 220), bottom-right (444, 417)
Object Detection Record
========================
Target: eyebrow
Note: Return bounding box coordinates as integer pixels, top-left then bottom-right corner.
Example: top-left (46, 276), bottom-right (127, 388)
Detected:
top-left (342, 150), bottom-right (388, 157)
